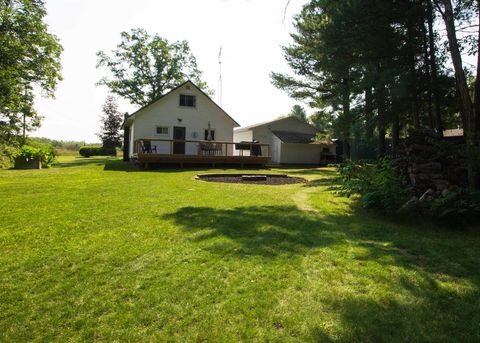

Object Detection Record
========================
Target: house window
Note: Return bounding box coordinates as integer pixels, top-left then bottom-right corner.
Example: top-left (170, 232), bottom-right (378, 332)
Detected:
top-left (180, 94), bottom-right (196, 107)
top-left (156, 126), bottom-right (169, 135)
top-left (204, 129), bottom-right (215, 140)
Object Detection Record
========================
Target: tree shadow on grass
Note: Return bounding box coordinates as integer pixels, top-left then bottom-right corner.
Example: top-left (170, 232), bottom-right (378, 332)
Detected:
top-left (162, 202), bottom-right (480, 340)
top-left (282, 167), bottom-right (338, 176)
top-left (304, 178), bottom-right (340, 190)
top-left (102, 159), bottom-right (183, 172)
top-left (53, 157), bottom-right (110, 168)
top-left (103, 159), bottom-right (269, 173)
top-left (162, 205), bottom-right (342, 259)
top-left (308, 274), bottom-right (480, 342)
top-left (162, 203), bottom-right (480, 272)
top-left (103, 159), bottom-right (142, 172)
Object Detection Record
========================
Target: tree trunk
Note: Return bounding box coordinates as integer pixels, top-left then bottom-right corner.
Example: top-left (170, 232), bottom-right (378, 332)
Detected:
top-left (474, 0), bottom-right (480, 140)
top-left (436, 0), bottom-right (478, 188)
top-left (407, 10), bottom-right (420, 128)
top-left (376, 84), bottom-right (387, 157)
top-left (422, 19), bottom-right (435, 130)
top-left (455, 80), bottom-right (467, 130)
top-left (342, 78), bottom-right (351, 159)
top-left (427, 0), bottom-right (444, 136)
top-left (392, 112), bottom-right (400, 157)
top-left (365, 88), bottom-right (374, 139)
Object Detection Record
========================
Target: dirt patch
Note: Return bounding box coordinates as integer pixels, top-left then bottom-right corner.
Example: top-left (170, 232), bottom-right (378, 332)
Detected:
top-left (196, 174), bottom-right (306, 185)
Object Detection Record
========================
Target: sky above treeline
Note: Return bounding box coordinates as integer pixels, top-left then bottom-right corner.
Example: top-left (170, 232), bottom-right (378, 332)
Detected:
top-left (33, 0), bottom-right (309, 142)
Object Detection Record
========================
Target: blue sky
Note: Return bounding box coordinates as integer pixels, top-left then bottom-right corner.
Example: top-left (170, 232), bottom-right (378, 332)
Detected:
top-left (33, 0), bottom-right (309, 142)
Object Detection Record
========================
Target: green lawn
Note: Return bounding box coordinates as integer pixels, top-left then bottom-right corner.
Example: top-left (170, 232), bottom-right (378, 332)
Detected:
top-left (1, 156), bottom-right (479, 342)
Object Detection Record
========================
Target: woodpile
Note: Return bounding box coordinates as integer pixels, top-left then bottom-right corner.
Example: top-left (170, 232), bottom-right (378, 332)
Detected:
top-left (401, 129), bottom-right (450, 192)
top-left (396, 129), bottom-right (469, 213)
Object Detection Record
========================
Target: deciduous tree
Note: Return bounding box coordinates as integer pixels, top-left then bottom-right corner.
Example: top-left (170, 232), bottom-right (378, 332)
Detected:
top-left (0, 0), bottom-right (62, 144)
top-left (97, 28), bottom-right (210, 107)
top-left (433, 0), bottom-right (479, 188)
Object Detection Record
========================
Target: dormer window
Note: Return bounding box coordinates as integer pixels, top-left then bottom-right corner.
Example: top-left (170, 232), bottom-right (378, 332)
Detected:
top-left (179, 94), bottom-right (196, 107)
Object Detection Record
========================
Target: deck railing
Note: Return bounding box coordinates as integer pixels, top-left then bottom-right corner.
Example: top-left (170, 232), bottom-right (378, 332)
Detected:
top-left (134, 139), bottom-right (270, 158)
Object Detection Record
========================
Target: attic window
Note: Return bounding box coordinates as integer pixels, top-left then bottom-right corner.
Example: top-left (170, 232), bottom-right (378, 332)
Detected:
top-left (180, 94), bottom-right (196, 107)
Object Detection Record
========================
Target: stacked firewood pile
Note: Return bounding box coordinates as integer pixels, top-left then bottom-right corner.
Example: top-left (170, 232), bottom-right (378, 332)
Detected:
top-left (396, 129), bottom-right (467, 212)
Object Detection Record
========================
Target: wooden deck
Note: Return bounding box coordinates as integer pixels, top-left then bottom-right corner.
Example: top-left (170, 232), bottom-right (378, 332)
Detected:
top-left (137, 153), bottom-right (271, 168)
top-left (134, 138), bottom-right (271, 168)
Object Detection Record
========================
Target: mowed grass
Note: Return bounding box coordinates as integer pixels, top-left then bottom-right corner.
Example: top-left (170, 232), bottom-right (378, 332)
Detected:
top-left (1, 156), bottom-right (479, 342)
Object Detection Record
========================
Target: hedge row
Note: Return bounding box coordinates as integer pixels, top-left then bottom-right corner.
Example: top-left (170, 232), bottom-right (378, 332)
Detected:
top-left (79, 146), bottom-right (116, 157)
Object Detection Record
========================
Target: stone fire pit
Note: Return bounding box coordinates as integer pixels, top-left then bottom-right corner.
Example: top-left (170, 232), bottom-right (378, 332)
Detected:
top-left (196, 174), bottom-right (305, 185)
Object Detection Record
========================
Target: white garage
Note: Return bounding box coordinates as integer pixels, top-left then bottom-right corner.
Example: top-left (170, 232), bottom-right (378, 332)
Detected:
top-left (234, 117), bottom-right (336, 165)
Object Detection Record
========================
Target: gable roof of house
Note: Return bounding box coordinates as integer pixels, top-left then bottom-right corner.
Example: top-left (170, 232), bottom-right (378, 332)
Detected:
top-left (234, 116), bottom-right (320, 133)
top-left (272, 130), bottom-right (317, 144)
top-left (122, 80), bottom-right (240, 128)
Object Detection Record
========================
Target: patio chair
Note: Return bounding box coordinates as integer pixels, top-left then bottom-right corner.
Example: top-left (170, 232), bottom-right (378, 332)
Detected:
top-left (140, 140), bottom-right (157, 154)
top-left (251, 141), bottom-right (262, 156)
top-left (198, 142), bottom-right (207, 155)
top-left (214, 143), bottom-right (223, 155)
top-left (199, 142), bottom-right (214, 155)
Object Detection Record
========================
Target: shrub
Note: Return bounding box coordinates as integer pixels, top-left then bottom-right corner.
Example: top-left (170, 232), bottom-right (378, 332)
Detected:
top-left (423, 187), bottom-right (480, 218)
top-left (0, 143), bottom-right (17, 168)
top-left (11, 145), bottom-right (56, 167)
top-left (337, 158), bottom-right (405, 212)
top-left (79, 146), bottom-right (116, 157)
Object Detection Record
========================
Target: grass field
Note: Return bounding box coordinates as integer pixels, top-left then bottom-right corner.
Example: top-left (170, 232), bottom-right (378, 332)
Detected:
top-left (1, 156), bottom-right (479, 342)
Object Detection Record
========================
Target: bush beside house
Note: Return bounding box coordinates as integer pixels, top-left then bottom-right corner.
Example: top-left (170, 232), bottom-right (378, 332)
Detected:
top-left (79, 146), bottom-right (116, 157)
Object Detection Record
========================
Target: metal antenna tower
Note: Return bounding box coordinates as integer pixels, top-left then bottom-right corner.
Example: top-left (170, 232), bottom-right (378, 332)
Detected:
top-left (218, 46), bottom-right (223, 106)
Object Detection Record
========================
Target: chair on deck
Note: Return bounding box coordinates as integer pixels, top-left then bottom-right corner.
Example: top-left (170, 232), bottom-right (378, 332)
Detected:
top-left (214, 143), bottom-right (223, 155)
top-left (140, 140), bottom-right (157, 154)
top-left (198, 142), bottom-right (215, 155)
top-left (197, 143), bottom-right (205, 155)
top-left (251, 141), bottom-right (262, 156)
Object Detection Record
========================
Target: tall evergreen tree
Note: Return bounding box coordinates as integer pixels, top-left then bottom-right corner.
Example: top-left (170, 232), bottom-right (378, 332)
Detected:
top-left (289, 104), bottom-right (308, 122)
top-left (98, 96), bottom-right (123, 149)
top-left (273, 0), bottom-right (472, 162)
top-left (432, 0), bottom-right (479, 188)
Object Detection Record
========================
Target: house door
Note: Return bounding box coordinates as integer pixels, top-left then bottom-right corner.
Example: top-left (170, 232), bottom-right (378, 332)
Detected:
top-left (173, 126), bottom-right (186, 154)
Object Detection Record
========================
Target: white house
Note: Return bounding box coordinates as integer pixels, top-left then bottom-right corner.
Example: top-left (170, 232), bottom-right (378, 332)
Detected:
top-left (234, 117), bottom-right (336, 165)
top-left (122, 80), bottom-right (240, 161)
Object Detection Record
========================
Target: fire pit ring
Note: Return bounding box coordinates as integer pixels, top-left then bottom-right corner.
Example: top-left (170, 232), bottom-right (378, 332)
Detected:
top-left (196, 174), bottom-right (306, 185)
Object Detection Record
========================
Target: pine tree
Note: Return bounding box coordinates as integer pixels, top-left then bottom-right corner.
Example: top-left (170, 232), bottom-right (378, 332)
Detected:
top-left (98, 96), bottom-right (123, 149)
top-left (289, 105), bottom-right (308, 123)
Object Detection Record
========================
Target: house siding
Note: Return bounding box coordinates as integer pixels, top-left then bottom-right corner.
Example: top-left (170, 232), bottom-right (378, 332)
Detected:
top-left (280, 143), bottom-right (323, 164)
top-left (129, 83), bottom-right (236, 157)
top-left (234, 117), bottom-right (335, 165)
